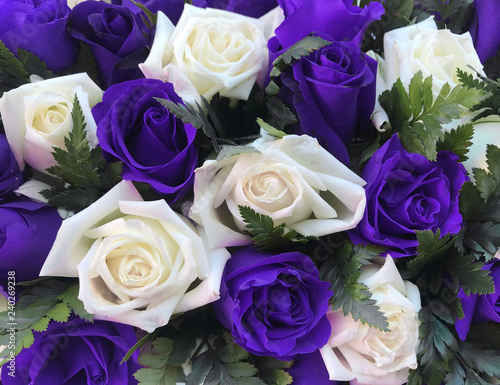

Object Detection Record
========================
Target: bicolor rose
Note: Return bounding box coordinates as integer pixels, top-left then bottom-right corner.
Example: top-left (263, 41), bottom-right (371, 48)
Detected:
top-left (68, 2), bottom-right (150, 88)
top-left (214, 247), bottom-right (333, 360)
top-left (0, 0), bottom-right (78, 72)
top-left (0, 134), bottom-right (22, 201)
top-left (1, 317), bottom-right (140, 385)
top-left (189, 133), bottom-right (366, 250)
top-left (321, 256), bottom-right (421, 385)
top-left (0, 73), bottom-right (102, 173)
top-left (383, 17), bottom-right (483, 94)
top-left (40, 181), bottom-right (230, 332)
top-left (94, 78), bottom-right (197, 203)
top-left (140, 4), bottom-right (279, 103)
top-left (0, 197), bottom-right (62, 289)
top-left (349, 134), bottom-right (467, 257)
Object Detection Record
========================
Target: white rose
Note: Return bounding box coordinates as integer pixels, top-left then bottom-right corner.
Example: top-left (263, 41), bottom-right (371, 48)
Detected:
top-left (0, 73), bottom-right (102, 174)
top-left (139, 4), bottom-right (282, 104)
top-left (189, 133), bottom-right (366, 249)
top-left (40, 180), bottom-right (230, 332)
top-left (462, 119), bottom-right (500, 175)
top-left (383, 17), bottom-right (483, 94)
top-left (320, 256), bottom-right (421, 385)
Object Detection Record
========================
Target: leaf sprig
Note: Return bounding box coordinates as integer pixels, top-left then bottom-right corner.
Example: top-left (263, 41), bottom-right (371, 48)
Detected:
top-left (40, 94), bottom-right (122, 212)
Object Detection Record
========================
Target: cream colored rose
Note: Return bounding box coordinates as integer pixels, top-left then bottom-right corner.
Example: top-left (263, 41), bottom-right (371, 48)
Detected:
top-left (140, 4), bottom-right (282, 103)
top-left (40, 181), bottom-right (230, 332)
top-left (384, 17), bottom-right (483, 94)
top-left (189, 133), bottom-right (366, 249)
top-left (320, 256), bottom-right (421, 385)
top-left (0, 73), bottom-right (102, 173)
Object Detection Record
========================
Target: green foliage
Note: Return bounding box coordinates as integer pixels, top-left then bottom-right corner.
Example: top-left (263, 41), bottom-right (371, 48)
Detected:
top-left (253, 357), bottom-right (293, 385)
top-left (406, 230), bottom-right (493, 296)
top-left (436, 123), bottom-right (474, 162)
top-left (0, 279), bottom-right (92, 366)
top-left (155, 96), bottom-right (222, 152)
top-left (416, 0), bottom-right (474, 33)
top-left (378, 72), bottom-right (484, 160)
top-left (56, 42), bottom-right (100, 86)
top-left (0, 40), bottom-right (28, 97)
top-left (216, 145), bottom-right (260, 162)
top-left (458, 145), bottom-right (500, 260)
top-left (40, 95), bottom-right (123, 212)
top-left (239, 206), bottom-right (318, 250)
top-left (318, 242), bottom-right (389, 331)
top-left (361, 0), bottom-right (415, 55)
top-left (266, 34), bottom-right (331, 95)
top-left (17, 49), bottom-right (54, 79)
top-left (256, 118), bottom-right (287, 139)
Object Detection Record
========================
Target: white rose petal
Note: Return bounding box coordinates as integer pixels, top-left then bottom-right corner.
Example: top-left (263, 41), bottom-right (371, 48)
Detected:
top-left (140, 5), bottom-right (282, 103)
top-left (321, 256), bottom-right (421, 385)
top-left (189, 133), bottom-right (366, 249)
top-left (383, 17), bottom-right (483, 94)
top-left (41, 180), bottom-right (229, 332)
top-left (0, 73), bottom-right (102, 173)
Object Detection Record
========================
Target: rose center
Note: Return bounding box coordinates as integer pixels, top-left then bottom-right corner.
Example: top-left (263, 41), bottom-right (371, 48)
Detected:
top-left (32, 103), bottom-right (70, 134)
top-left (243, 170), bottom-right (296, 211)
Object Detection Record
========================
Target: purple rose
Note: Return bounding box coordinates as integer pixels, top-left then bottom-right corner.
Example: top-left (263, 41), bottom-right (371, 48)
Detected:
top-left (68, 2), bottom-right (150, 88)
top-left (114, 0), bottom-right (185, 24)
top-left (349, 134), bottom-right (467, 257)
top-left (0, 197), bottom-right (61, 288)
top-left (455, 260), bottom-right (500, 341)
top-left (214, 248), bottom-right (332, 360)
top-left (0, 134), bottom-right (22, 201)
top-left (287, 350), bottom-right (341, 385)
top-left (470, 1), bottom-right (500, 63)
top-left (279, 37), bottom-right (377, 164)
top-left (94, 78), bottom-right (197, 203)
top-left (271, 0), bottom-right (384, 51)
top-left (192, 0), bottom-right (278, 18)
top-left (0, 0), bottom-right (78, 72)
top-left (1, 317), bottom-right (140, 385)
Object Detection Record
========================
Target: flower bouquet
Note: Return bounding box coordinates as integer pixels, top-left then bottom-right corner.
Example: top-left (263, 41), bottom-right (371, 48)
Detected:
top-left (0, 0), bottom-right (499, 384)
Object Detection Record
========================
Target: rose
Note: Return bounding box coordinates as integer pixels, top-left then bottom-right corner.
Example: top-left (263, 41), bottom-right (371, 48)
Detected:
top-left (94, 78), bottom-right (197, 203)
top-left (214, 247), bottom-right (333, 360)
top-left (462, 120), bottom-right (500, 175)
top-left (0, 73), bottom-right (103, 173)
top-left (269, 0), bottom-right (384, 52)
top-left (470, 1), bottom-right (500, 63)
top-left (40, 180), bottom-right (230, 332)
top-left (320, 256), bottom-right (421, 385)
top-left (0, 0), bottom-right (78, 72)
top-left (0, 197), bottom-right (62, 289)
top-left (67, 2), bottom-right (150, 88)
top-left (348, 134), bottom-right (467, 257)
top-left (188, 133), bottom-right (366, 250)
top-left (1, 317), bottom-right (140, 385)
top-left (0, 134), bottom-right (22, 201)
top-left (140, 4), bottom-right (278, 103)
top-left (279, 37), bottom-right (377, 164)
top-left (192, 0), bottom-right (278, 18)
top-left (383, 17), bottom-right (483, 94)
top-left (455, 260), bottom-right (500, 341)
top-left (286, 350), bottom-right (341, 385)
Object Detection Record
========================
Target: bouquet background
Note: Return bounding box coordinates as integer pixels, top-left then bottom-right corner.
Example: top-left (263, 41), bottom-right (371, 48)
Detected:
top-left (0, 0), bottom-right (499, 384)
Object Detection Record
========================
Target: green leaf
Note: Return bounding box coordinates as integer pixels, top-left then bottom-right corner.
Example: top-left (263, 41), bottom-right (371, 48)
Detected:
top-left (239, 206), bottom-right (318, 250)
top-left (216, 145), bottom-right (260, 162)
top-left (459, 342), bottom-right (500, 378)
top-left (265, 97), bottom-right (297, 129)
top-left (17, 48), bottom-right (54, 79)
top-left (45, 302), bottom-right (71, 323)
top-left (56, 42), bottom-right (100, 86)
top-left (187, 351), bottom-right (214, 385)
top-left (0, 40), bottom-right (28, 97)
top-left (31, 316), bottom-right (51, 332)
top-left (259, 368), bottom-right (293, 385)
top-left (436, 123), bottom-right (474, 162)
top-left (155, 97), bottom-right (221, 152)
top-left (256, 118), bottom-right (287, 139)
top-left (121, 332), bottom-right (157, 364)
top-left (447, 255), bottom-right (494, 295)
top-left (272, 34), bottom-right (331, 73)
top-left (225, 362), bottom-right (258, 378)
top-left (408, 230), bottom-right (454, 278)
